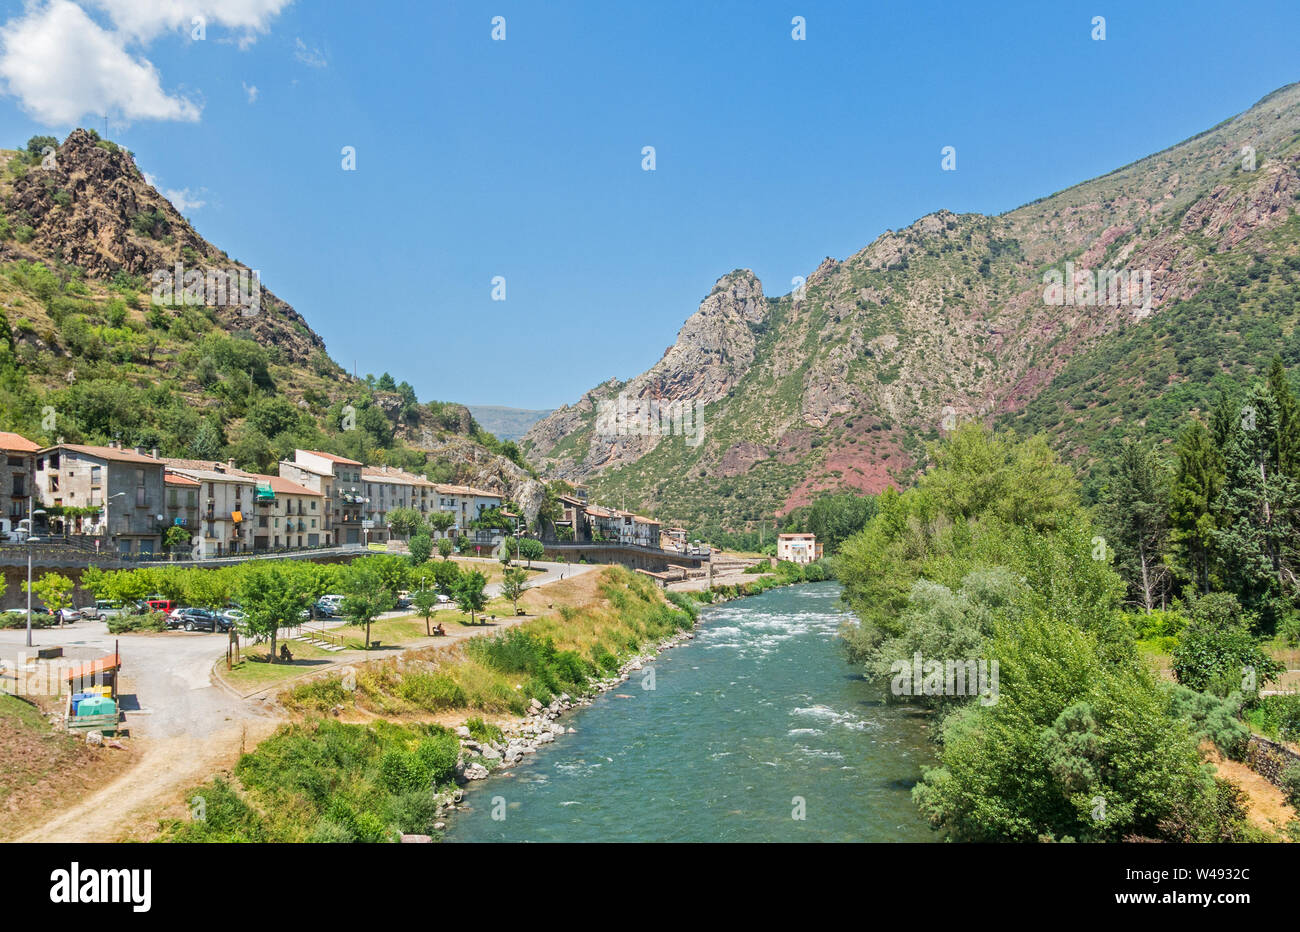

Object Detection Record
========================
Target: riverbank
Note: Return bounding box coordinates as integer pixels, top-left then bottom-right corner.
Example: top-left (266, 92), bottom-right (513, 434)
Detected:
top-left (155, 562), bottom-right (834, 842)
top-left (446, 580), bottom-right (935, 842)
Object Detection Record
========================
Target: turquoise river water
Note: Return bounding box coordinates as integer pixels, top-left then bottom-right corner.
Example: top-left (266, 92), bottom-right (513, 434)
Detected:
top-left (445, 581), bottom-right (937, 842)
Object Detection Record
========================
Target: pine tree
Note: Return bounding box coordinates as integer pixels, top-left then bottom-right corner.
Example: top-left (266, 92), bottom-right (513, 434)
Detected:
top-left (1100, 438), bottom-right (1172, 611)
top-left (1168, 420), bottom-right (1223, 595)
top-left (1212, 385), bottom-right (1299, 630)
top-left (1266, 356), bottom-right (1300, 477)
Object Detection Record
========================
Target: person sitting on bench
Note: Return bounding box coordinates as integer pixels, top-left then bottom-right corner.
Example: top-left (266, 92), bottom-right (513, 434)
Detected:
top-left (432, 623), bottom-right (446, 637)
top-left (279, 643), bottom-right (294, 662)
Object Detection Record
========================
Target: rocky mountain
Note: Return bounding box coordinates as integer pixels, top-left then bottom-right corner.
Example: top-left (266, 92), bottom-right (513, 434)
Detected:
top-left (523, 83), bottom-right (1300, 536)
top-left (0, 129), bottom-right (542, 517)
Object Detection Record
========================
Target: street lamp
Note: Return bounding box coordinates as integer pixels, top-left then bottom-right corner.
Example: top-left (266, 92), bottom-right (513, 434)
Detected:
top-left (19, 509), bottom-right (47, 648)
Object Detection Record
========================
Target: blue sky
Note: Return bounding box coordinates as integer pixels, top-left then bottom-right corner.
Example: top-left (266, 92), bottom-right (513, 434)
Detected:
top-left (0, 1), bottom-right (1297, 409)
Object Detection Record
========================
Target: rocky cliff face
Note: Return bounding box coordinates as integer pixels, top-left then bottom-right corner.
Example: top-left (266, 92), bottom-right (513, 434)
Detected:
top-left (0, 129), bottom-right (526, 498)
top-left (523, 83), bottom-right (1300, 531)
top-left (2, 129), bottom-right (324, 364)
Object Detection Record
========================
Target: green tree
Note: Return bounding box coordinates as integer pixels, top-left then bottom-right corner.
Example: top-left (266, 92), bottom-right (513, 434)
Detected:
top-left (340, 558), bottom-right (398, 648)
top-left (1167, 420), bottom-right (1224, 595)
top-left (1267, 356), bottom-right (1300, 478)
top-left (432, 558), bottom-right (460, 596)
top-left (452, 570), bottom-right (488, 625)
top-left (1171, 592), bottom-right (1285, 694)
top-left (427, 511), bottom-right (456, 540)
top-left (163, 525), bottom-right (190, 559)
top-left (79, 565), bottom-right (108, 601)
top-left (1213, 386), bottom-right (1300, 629)
top-left (914, 610), bottom-right (1244, 842)
top-left (386, 507), bottom-right (424, 539)
top-left (408, 531), bottom-right (432, 566)
top-left (1099, 439), bottom-right (1172, 612)
top-left (184, 567), bottom-right (235, 612)
top-left (412, 587), bottom-right (441, 636)
top-left (501, 567), bottom-right (529, 614)
top-left (518, 537), bottom-right (545, 568)
top-left (24, 572), bottom-right (73, 620)
top-left (436, 537), bottom-right (454, 560)
top-left (237, 562), bottom-right (315, 664)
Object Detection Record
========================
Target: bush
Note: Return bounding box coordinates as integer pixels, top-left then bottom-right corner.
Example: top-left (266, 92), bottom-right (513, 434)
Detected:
top-left (1166, 686), bottom-right (1250, 759)
top-left (397, 672), bottom-right (466, 711)
top-left (1171, 594), bottom-right (1283, 695)
top-left (465, 716), bottom-right (504, 745)
top-left (1281, 763), bottom-right (1300, 810)
top-left (106, 611), bottom-right (167, 633)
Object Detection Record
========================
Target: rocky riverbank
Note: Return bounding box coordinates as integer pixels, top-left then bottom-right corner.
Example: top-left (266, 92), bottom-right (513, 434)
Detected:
top-left (429, 625), bottom-right (700, 832)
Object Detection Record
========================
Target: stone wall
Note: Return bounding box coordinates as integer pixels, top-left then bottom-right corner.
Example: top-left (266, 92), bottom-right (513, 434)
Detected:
top-left (1244, 734), bottom-right (1300, 787)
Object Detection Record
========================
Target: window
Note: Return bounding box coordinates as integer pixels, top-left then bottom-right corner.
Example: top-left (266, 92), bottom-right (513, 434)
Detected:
top-left (90, 465), bottom-right (101, 487)
top-left (135, 469), bottom-right (146, 506)
top-left (11, 475), bottom-right (24, 496)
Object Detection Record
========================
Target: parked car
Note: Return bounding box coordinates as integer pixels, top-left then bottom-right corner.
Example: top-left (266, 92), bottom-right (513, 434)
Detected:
top-left (55, 607), bottom-right (82, 623)
top-left (146, 599), bottom-right (178, 615)
top-left (92, 600), bottom-right (128, 619)
top-left (167, 607), bottom-right (231, 632)
top-left (220, 608), bottom-right (247, 627)
top-left (308, 600), bottom-right (337, 618)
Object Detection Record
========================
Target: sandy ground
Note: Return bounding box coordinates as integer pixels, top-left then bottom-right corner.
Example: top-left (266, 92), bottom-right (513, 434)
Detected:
top-left (1207, 749), bottom-right (1297, 838)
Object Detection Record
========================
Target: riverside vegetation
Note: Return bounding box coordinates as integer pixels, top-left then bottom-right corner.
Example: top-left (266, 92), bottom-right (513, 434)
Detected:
top-left (837, 411), bottom-right (1300, 842)
top-left (157, 557), bottom-right (835, 842)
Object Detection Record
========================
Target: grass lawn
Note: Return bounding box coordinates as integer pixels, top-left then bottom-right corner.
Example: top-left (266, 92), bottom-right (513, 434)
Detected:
top-left (222, 639), bottom-right (339, 691)
top-left (441, 557), bottom-right (546, 586)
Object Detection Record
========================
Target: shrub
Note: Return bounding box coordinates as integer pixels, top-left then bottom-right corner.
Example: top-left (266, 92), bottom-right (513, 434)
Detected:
top-left (465, 716), bottom-right (504, 745)
top-left (1281, 763), bottom-right (1300, 810)
top-left (397, 672), bottom-right (466, 710)
top-left (104, 611), bottom-right (167, 633)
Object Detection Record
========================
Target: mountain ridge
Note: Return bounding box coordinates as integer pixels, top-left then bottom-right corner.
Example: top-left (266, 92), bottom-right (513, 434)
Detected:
top-left (522, 82), bottom-right (1300, 537)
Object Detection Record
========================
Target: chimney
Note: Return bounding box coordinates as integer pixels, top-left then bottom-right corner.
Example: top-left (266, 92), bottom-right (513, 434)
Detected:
top-left (227, 459), bottom-right (235, 471)
top-left (151, 447), bottom-right (159, 459)
top-left (134, 446), bottom-right (144, 455)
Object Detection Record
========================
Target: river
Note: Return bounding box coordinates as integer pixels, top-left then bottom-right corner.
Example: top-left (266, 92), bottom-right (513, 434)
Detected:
top-left (445, 581), bottom-right (937, 842)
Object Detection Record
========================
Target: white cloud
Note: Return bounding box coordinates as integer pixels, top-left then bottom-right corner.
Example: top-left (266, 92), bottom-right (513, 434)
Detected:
top-left (0, 0), bottom-right (200, 124)
top-left (0, 1), bottom-right (292, 126)
top-left (164, 187), bottom-right (206, 212)
top-left (242, 81), bottom-right (258, 103)
top-left (87, 0), bottom-right (292, 43)
top-left (293, 37), bottom-right (325, 68)
top-left (143, 171), bottom-right (206, 212)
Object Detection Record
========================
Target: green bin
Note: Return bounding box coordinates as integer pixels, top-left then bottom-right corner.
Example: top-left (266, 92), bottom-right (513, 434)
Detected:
top-left (76, 696), bottom-right (116, 717)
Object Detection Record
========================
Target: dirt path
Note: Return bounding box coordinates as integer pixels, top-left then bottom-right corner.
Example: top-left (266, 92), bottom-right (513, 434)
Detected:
top-left (14, 718), bottom-right (282, 842)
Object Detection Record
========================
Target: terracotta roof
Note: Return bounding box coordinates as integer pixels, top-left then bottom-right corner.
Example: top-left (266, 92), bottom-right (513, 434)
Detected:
top-left (46, 444), bottom-right (162, 465)
top-left (300, 450), bottom-right (363, 466)
top-left (165, 464), bottom-right (258, 484)
top-left (64, 652), bottom-right (121, 681)
top-left (632, 515), bottom-right (659, 524)
top-left (260, 474), bottom-right (323, 497)
top-left (0, 431), bottom-right (39, 453)
top-left (778, 533), bottom-right (816, 539)
top-left (165, 473), bottom-right (201, 487)
top-left (434, 483), bottom-right (501, 498)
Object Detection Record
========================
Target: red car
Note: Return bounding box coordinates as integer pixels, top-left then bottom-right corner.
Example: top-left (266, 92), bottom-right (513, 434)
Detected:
top-left (145, 599), bottom-right (177, 615)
